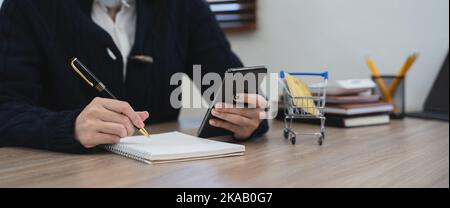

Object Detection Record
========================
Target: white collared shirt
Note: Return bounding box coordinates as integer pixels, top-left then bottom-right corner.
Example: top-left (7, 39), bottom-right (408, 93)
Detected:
top-left (91, 0), bottom-right (137, 79)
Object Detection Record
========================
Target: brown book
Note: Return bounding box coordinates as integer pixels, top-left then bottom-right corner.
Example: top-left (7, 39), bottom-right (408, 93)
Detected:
top-left (325, 102), bottom-right (394, 115)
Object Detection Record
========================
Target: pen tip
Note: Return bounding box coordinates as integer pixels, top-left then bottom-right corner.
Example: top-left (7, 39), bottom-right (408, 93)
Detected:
top-left (139, 128), bottom-right (151, 138)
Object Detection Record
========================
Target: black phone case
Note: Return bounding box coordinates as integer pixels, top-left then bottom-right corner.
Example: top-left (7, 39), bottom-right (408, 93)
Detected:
top-left (198, 66), bottom-right (267, 138)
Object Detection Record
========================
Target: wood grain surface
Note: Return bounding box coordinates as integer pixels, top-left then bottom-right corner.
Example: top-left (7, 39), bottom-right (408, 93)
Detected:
top-left (0, 118), bottom-right (448, 188)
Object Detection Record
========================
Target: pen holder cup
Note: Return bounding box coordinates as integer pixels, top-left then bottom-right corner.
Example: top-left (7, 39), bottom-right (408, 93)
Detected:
top-left (372, 76), bottom-right (406, 119)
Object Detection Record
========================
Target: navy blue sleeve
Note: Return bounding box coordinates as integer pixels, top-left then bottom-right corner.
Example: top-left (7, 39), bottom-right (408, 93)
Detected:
top-left (0, 1), bottom-right (88, 153)
top-left (186, 0), bottom-right (269, 138)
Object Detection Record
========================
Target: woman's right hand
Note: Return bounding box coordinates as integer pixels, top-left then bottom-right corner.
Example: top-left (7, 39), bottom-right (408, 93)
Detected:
top-left (74, 97), bottom-right (149, 148)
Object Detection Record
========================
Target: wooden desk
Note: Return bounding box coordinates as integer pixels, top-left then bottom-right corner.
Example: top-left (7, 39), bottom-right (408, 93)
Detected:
top-left (0, 118), bottom-right (448, 188)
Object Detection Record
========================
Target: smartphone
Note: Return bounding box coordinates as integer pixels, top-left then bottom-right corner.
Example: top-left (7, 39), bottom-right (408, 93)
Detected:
top-left (198, 66), bottom-right (268, 138)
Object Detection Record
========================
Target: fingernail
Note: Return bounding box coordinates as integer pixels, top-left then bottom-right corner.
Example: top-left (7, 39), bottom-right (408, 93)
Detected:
top-left (211, 109), bottom-right (219, 116)
top-left (209, 120), bottom-right (216, 126)
top-left (215, 103), bottom-right (223, 109)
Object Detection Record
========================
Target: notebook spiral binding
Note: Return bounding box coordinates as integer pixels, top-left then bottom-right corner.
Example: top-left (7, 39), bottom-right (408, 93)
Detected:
top-left (101, 144), bottom-right (152, 164)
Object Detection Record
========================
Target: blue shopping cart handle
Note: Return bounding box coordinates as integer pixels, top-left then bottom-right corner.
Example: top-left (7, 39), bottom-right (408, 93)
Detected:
top-left (280, 71), bottom-right (329, 80)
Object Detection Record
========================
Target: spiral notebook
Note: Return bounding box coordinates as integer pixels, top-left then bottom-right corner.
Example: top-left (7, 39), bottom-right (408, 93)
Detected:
top-left (102, 132), bottom-right (245, 164)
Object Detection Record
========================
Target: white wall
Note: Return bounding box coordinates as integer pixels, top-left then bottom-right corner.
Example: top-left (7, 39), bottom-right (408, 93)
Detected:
top-left (227, 0), bottom-right (449, 112)
top-left (0, 0), bottom-right (3, 8)
top-left (0, 0), bottom-right (447, 115)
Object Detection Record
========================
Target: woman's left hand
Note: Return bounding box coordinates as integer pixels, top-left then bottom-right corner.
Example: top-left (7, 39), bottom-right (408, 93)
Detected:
top-left (209, 94), bottom-right (267, 139)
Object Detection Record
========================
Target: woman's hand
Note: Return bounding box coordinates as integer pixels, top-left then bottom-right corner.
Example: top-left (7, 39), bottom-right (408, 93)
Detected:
top-left (209, 94), bottom-right (267, 139)
top-left (75, 97), bottom-right (149, 148)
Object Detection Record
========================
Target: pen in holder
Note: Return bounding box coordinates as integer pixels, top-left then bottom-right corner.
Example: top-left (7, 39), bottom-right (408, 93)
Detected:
top-left (372, 75), bottom-right (406, 119)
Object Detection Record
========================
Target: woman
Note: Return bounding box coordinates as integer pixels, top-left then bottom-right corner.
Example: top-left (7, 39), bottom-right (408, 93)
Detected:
top-left (0, 0), bottom-right (268, 153)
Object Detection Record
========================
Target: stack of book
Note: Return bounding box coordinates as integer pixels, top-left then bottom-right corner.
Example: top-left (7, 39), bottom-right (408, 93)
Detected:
top-left (324, 94), bottom-right (393, 128)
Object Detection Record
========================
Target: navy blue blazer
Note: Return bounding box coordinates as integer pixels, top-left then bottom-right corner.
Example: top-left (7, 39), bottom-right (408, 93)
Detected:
top-left (0, 0), bottom-right (268, 153)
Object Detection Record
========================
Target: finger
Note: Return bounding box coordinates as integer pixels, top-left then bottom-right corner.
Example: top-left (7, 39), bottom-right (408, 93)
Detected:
top-left (99, 98), bottom-right (145, 128)
top-left (211, 109), bottom-right (254, 126)
top-left (92, 132), bottom-right (121, 145)
top-left (137, 111), bottom-right (149, 121)
top-left (96, 108), bottom-right (135, 136)
top-left (209, 119), bottom-right (240, 133)
top-left (235, 93), bottom-right (268, 109)
top-left (215, 102), bottom-right (262, 119)
top-left (96, 121), bottom-right (128, 138)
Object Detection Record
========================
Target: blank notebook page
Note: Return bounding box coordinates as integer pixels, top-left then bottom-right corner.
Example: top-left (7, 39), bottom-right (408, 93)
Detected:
top-left (103, 132), bottom-right (245, 163)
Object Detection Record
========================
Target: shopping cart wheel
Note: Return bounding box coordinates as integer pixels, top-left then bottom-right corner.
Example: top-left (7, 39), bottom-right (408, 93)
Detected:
top-left (318, 133), bottom-right (325, 146)
top-left (289, 133), bottom-right (296, 145)
top-left (283, 129), bottom-right (289, 139)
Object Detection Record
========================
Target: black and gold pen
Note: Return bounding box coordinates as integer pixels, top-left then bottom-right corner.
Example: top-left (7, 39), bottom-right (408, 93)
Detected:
top-left (70, 58), bottom-right (150, 137)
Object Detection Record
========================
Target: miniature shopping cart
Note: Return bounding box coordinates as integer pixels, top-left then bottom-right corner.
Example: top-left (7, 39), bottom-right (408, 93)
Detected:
top-left (279, 71), bottom-right (329, 145)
